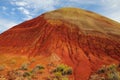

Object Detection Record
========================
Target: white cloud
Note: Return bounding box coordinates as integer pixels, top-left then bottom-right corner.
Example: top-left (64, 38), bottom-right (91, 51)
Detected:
top-left (17, 7), bottom-right (32, 20)
top-left (14, 1), bottom-right (27, 6)
top-left (11, 0), bottom-right (59, 11)
top-left (18, 7), bottom-right (30, 15)
top-left (8, 0), bottom-right (120, 23)
top-left (22, 0), bottom-right (59, 11)
top-left (10, 8), bottom-right (16, 15)
top-left (108, 12), bottom-right (120, 22)
top-left (69, 0), bottom-right (99, 4)
top-left (1, 0), bottom-right (59, 32)
top-left (12, 8), bottom-right (15, 11)
top-left (23, 15), bottom-right (33, 20)
top-left (0, 18), bottom-right (18, 33)
top-left (11, 0), bottom-right (59, 20)
top-left (2, 6), bottom-right (7, 10)
top-left (99, 0), bottom-right (120, 22)
top-left (11, 1), bottom-right (27, 6)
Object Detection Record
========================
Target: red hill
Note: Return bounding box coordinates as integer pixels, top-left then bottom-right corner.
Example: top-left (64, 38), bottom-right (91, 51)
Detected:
top-left (0, 8), bottom-right (120, 80)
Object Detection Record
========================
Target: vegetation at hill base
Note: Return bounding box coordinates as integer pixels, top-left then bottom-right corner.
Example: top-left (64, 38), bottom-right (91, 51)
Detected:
top-left (89, 64), bottom-right (120, 80)
top-left (0, 59), bottom-right (73, 80)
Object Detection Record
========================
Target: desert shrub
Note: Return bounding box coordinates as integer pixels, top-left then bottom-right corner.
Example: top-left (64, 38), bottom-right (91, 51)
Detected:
top-left (31, 65), bottom-right (44, 73)
top-left (97, 65), bottom-right (106, 74)
top-left (107, 64), bottom-right (117, 71)
top-left (6, 69), bottom-right (26, 80)
top-left (7, 70), bottom-right (17, 80)
top-left (35, 65), bottom-right (44, 69)
top-left (62, 67), bottom-right (72, 75)
top-left (106, 64), bottom-right (120, 80)
top-left (52, 64), bottom-right (72, 80)
top-left (54, 72), bottom-right (62, 79)
top-left (23, 72), bottom-right (31, 77)
top-left (20, 63), bottom-right (29, 70)
top-left (89, 74), bottom-right (105, 80)
top-left (53, 64), bottom-right (72, 76)
top-left (22, 72), bottom-right (32, 80)
top-left (89, 64), bottom-right (120, 80)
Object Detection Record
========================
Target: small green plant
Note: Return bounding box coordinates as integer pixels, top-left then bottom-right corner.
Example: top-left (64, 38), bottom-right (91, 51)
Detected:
top-left (23, 71), bottom-right (34, 80)
top-left (31, 65), bottom-right (44, 73)
top-left (106, 64), bottom-right (120, 80)
top-left (62, 67), bottom-right (72, 75)
top-left (23, 72), bottom-right (31, 77)
top-left (53, 64), bottom-right (72, 76)
top-left (52, 64), bottom-right (72, 80)
top-left (20, 63), bottom-right (29, 70)
top-left (97, 65), bottom-right (106, 74)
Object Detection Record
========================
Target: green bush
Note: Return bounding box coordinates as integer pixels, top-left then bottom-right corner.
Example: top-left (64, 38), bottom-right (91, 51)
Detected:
top-left (23, 72), bottom-right (31, 77)
top-left (107, 64), bottom-right (120, 80)
top-left (31, 65), bottom-right (44, 73)
top-left (97, 65), bottom-right (106, 74)
top-left (20, 63), bottom-right (29, 70)
top-left (52, 64), bottom-right (72, 80)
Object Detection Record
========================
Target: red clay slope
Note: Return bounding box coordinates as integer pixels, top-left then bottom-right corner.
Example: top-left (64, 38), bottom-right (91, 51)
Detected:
top-left (0, 7), bottom-right (120, 80)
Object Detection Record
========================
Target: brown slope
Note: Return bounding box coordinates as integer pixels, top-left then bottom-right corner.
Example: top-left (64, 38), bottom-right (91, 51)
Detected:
top-left (0, 7), bottom-right (120, 80)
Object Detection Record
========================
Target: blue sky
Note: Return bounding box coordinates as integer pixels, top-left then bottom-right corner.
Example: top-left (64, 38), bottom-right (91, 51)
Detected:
top-left (0, 0), bottom-right (120, 33)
